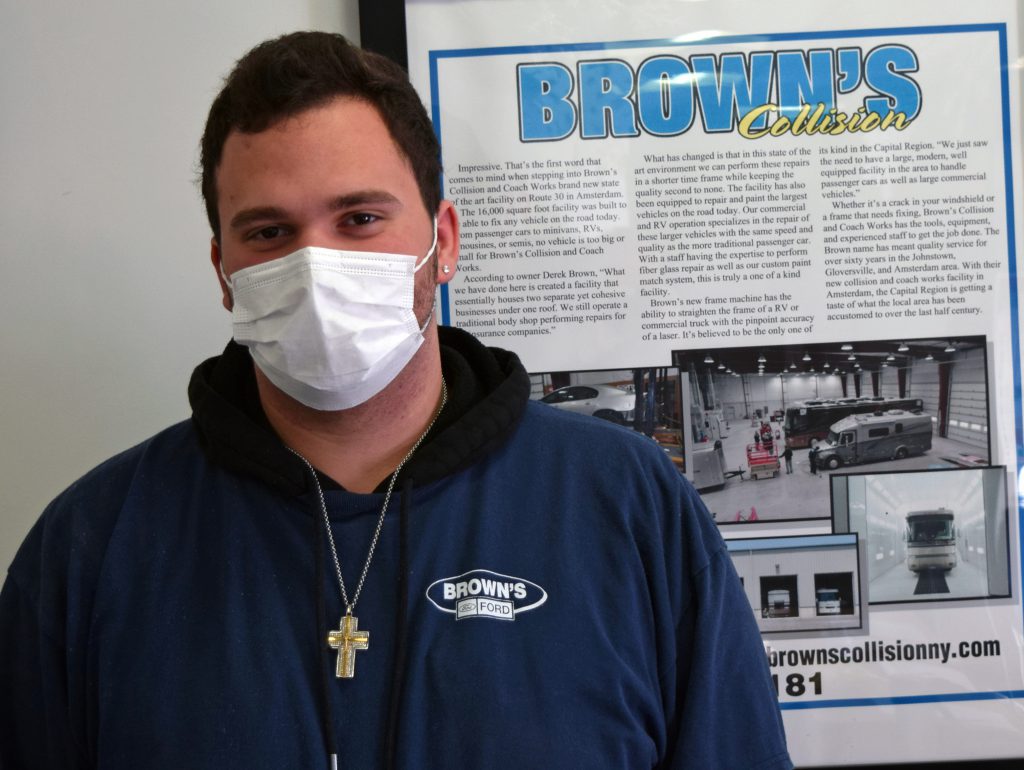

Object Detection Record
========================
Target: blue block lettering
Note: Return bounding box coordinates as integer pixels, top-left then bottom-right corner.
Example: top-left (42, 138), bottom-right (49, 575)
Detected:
top-left (518, 63), bottom-right (576, 142)
top-left (577, 60), bottom-right (640, 139)
top-left (864, 45), bottom-right (921, 120)
top-left (777, 50), bottom-right (836, 120)
top-left (693, 53), bottom-right (773, 132)
top-left (636, 56), bottom-right (695, 136)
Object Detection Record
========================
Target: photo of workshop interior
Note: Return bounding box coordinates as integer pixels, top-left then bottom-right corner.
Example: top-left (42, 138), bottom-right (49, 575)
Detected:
top-left (529, 367), bottom-right (684, 467)
top-left (726, 534), bottom-right (862, 634)
top-left (672, 336), bottom-right (989, 524)
top-left (832, 467), bottom-right (1010, 604)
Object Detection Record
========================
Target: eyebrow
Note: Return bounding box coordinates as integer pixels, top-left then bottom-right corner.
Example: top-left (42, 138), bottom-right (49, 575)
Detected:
top-left (228, 190), bottom-right (403, 232)
top-left (328, 190), bottom-right (402, 211)
top-left (228, 206), bottom-right (288, 232)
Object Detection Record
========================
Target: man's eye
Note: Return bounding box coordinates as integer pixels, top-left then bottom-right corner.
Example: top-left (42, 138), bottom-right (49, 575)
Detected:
top-left (250, 225), bottom-right (287, 241)
top-left (346, 212), bottom-right (379, 227)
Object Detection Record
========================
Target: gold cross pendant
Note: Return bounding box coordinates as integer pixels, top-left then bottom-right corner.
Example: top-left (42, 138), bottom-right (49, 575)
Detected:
top-left (327, 613), bottom-right (369, 678)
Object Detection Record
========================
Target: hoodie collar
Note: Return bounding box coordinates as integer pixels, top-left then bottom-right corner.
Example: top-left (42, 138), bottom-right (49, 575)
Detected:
top-left (187, 327), bottom-right (531, 497)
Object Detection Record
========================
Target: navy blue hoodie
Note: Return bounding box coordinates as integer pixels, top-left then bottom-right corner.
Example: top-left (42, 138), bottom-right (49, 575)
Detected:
top-left (0, 328), bottom-right (790, 769)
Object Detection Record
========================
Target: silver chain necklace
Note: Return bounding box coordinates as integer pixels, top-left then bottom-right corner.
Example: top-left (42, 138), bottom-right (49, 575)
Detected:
top-left (288, 377), bottom-right (447, 679)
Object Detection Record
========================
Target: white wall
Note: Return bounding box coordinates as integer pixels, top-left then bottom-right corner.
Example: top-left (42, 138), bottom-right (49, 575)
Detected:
top-left (947, 347), bottom-right (989, 451)
top-left (1, 1), bottom-right (360, 571)
top-left (571, 369), bottom-right (634, 388)
top-left (879, 365), bottom-right (900, 398)
top-left (909, 358), bottom-right (942, 429)
top-left (710, 372), bottom-right (844, 420)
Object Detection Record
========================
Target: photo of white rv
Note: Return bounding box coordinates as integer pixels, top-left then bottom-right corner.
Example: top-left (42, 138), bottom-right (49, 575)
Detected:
top-left (831, 467), bottom-right (1010, 605)
top-left (727, 534), bottom-right (862, 634)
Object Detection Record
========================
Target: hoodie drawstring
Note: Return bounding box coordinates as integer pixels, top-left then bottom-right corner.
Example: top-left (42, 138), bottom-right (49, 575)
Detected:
top-left (384, 477), bottom-right (414, 770)
top-left (313, 488), bottom-right (340, 767)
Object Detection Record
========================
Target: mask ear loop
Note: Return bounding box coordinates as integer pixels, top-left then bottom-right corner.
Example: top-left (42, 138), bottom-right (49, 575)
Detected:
top-left (413, 217), bottom-right (439, 272)
top-left (415, 217), bottom-right (440, 332)
top-left (220, 261), bottom-right (233, 299)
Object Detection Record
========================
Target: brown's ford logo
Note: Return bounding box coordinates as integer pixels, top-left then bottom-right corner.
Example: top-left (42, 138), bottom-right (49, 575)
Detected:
top-left (426, 569), bottom-right (548, 621)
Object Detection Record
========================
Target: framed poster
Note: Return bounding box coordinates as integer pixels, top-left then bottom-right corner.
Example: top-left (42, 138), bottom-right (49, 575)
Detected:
top-left (404, 0), bottom-right (1024, 765)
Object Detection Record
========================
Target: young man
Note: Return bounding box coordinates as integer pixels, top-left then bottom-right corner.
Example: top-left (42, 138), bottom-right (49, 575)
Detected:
top-left (0, 33), bottom-right (791, 769)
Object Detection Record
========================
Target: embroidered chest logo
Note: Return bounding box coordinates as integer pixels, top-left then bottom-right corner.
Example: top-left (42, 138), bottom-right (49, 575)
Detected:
top-left (426, 569), bottom-right (548, 621)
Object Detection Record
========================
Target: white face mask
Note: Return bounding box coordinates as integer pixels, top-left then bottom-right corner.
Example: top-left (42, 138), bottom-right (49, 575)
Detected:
top-left (223, 220), bottom-right (438, 411)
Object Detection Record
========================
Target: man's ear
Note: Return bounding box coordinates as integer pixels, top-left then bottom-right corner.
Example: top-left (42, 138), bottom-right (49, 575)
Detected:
top-left (211, 238), bottom-right (232, 311)
top-left (435, 199), bottom-right (460, 284)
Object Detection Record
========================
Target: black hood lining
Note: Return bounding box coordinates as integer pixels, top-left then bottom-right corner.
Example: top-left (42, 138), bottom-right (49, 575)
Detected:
top-left (188, 327), bottom-right (531, 497)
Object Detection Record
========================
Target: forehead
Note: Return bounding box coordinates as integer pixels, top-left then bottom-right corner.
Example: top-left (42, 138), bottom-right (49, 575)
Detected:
top-left (215, 97), bottom-right (418, 214)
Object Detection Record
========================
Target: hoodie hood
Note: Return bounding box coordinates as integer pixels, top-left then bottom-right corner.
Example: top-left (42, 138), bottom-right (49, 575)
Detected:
top-left (188, 326), bottom-right (532, 497)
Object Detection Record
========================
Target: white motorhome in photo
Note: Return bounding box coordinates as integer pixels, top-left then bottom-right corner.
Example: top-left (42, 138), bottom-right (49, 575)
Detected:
top-left (816, 588), bottom-right (841, 614)
top-left (905, 508), bottom-right (958, 572)
top-left (814, 410), bottom-right (932, 470)
top-left (765, 589), bottom-right (792, 617)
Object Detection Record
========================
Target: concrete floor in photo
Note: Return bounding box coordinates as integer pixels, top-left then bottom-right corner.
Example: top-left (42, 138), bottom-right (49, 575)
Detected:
top-left (867, 552), bottom-right (990, 603)
top-left (756, 607), bottom-right (862, 634)
top-left (697, 421), bottom-right (987, 524)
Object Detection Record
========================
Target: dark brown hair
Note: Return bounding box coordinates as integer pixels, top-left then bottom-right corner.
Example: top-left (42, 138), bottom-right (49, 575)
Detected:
top-left (200, 32), bottom-right (441, 241)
